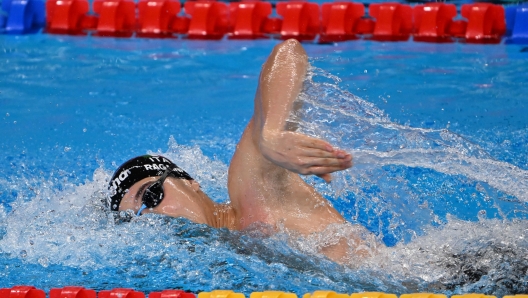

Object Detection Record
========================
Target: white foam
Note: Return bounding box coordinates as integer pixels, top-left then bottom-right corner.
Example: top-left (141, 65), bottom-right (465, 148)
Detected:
top-left (363, 216), bottom-right (528, 295)
top-left (293, 66), bottom-right (528, 204)
top-left (1, 65), bottom-right (527, 294)
top-left (0, 138), bottom-right (231, 270)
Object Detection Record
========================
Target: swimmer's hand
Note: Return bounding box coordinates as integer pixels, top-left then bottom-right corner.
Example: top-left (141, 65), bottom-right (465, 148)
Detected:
top-left (260, 130), bottom-right (353, 183)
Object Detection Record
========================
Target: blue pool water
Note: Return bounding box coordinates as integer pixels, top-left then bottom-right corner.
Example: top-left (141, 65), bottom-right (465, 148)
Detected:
top-left (1, 35), bottom-right (528, 296)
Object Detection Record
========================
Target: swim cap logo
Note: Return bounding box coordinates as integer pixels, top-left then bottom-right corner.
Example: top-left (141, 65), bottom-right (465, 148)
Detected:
top-left (111, 169), bottom-right (131, 192)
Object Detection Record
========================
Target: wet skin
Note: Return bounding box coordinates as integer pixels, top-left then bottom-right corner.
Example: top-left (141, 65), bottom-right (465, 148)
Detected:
top-left (119, 177), bottom-right (236, 229)
top-left (119, 39), bottom-right (363, 262)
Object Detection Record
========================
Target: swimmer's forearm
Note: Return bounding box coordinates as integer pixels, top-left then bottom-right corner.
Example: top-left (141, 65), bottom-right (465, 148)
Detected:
top-left (258, 39), bottom-right (308, 133)
top-left (253, 40), bottom-right (351, 179)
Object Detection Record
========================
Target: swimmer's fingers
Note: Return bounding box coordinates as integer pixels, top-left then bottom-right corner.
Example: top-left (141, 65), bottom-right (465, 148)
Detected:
top-left (298, 137), bottom-right (335, 153)
top-left (287, 134), bottom-right (353, 172)
top-left (299, 156), bottom-right (353, 169)
top-left (310, 165), bottom-right (351, 184)
top-left (309, 165), bottom-right (352, 174)
top-left (259, 131), bottom-right (352, 176)
top-left (300, 147), bottom-right (351, 160)
top-left (312, 165), bottom-right (351, 183)
top-left (316, 173), bottom-right (332, 183)
top-left (296, 135), bottom-right (351, 159)
top-left (295, 158), bottom-right (352, 184)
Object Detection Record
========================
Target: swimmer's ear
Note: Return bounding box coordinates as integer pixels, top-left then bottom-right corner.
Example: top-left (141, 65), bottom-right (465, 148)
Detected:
top-left (317, 173), bottom-right (332, 183)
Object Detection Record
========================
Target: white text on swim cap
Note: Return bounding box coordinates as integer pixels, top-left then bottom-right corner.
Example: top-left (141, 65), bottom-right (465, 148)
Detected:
top-left (148, 156), bottom-right (172, 164)
top-left (112, 169), bottom-right (131, 191)
top-left (143, 164), bottom-right (168, 171)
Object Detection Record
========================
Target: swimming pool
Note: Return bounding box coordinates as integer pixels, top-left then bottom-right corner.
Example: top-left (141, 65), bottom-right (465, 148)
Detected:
top-left (1, 35), bottom-right (527, 296)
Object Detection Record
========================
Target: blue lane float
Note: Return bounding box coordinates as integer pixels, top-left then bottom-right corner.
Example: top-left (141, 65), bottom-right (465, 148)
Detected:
top-left (506, 4), bottom-right (528, 44)
top-left (0, 0), bottom-right (45, 34)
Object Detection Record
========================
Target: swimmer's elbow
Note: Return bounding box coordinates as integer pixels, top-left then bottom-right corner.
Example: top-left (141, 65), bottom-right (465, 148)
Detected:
top-left (277, 39), bottom-right (306, 54)
top-left (272, 39), bottom-right (308, 66)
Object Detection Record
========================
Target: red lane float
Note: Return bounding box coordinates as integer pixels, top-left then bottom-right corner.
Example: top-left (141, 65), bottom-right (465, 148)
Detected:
top-left (413, 3), bottom-right (457, 42)
top-left (261, 15), bottom-right (282, 36)
top-left (354, 18), bottom-right (375, 35)
top-left (50, 287), bottom-right (96, 298)
top-left (149, 290), bottom-right (195, 298)
top-left (460, 3), bottom-right (506, 43)
top-left (92, 0), bottom-right (136, 37)
top-left (369, 2), bottom-right (413, 41)
top-left (36, 0), bottom-right (514, 43)
top-left (320, 1), bottom-right (364, 43)
top-left (46, 0), bottom-right (91, 34)
top-left (98, 289), bottom-right (145, 298)
top-left (184, 0), bottom-right (229, 39)
top-left (228, 0), bottom-right (273, 39)
top-left (0, 286), bottom-right (45, 298)
top-left (137, 0), bottom-right (180, 37)
top-left (276, 1), bottom-right (320, 41)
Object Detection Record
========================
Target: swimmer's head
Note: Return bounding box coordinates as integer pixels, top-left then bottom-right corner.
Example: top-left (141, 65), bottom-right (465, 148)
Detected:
top-left (108, 155), bottom-right (193, 212)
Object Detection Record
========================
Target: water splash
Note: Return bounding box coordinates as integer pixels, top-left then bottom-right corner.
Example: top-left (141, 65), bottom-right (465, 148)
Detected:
top-left (366, 216), bottom-right (528, 296)
top-left (291, 67), bottom-right (528, 244)
top-left (1, 66), bottom-right (528, 296)
top-left (287, 66), bottom-right (528, 294)
top-left (0, 141), bottom-right (388, 294)
top-left (294, 66), bottom-right (528, 203)
top-left (148, 136), bottom-right (229, 203)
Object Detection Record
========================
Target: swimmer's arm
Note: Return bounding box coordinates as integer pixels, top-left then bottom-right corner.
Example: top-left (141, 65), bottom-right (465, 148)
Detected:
top-left (255, 39), bottom-right (352, 182)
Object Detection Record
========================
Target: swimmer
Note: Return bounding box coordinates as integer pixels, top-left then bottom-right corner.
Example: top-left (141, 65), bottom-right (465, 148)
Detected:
top-left (109, 39), bottom-right (371, 262)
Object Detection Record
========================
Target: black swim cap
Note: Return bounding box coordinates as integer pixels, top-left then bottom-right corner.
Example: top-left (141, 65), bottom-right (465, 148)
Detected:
top-left (108, 155), bottom-right (193, 211)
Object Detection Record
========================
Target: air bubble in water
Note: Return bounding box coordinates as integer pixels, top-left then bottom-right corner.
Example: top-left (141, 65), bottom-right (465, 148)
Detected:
top-left (38, 257), bottom-right (49, 267)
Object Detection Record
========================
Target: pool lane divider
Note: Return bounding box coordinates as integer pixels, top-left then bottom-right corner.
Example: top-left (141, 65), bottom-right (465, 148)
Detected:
top-left (1, 287), bottom-right (527, 298)
top-left (0, 0), bottom-right (528, 44)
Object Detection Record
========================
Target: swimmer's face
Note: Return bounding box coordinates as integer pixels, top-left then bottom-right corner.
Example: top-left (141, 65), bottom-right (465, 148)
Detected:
top-left (119, 176), bottom-right (215, 225)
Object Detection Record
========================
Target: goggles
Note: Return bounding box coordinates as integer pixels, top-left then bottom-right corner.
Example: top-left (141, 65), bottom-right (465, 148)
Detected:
top-left (136, 168), bottom-right (176, 216)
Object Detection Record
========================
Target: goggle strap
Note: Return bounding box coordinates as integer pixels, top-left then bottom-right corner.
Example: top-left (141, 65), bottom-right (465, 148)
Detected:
top-left (138, 167), bottom-right (183, 216)
top-left (137, 204), bottom-right (148, 216)
top-left (158, 167), bottom-right (173, 182)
